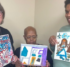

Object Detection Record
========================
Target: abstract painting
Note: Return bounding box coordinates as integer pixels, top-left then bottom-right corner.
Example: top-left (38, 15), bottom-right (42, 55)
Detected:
top-left (0, 34), bottom-right (13, 67)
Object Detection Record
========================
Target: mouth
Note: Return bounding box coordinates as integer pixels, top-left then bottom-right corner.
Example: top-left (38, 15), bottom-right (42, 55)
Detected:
top-left (67, 18), bottom-right (70, 23)
top-left (30, 41), bottom-right (35, 44)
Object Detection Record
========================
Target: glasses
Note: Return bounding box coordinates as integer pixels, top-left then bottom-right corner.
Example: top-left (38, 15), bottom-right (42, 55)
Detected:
top-left (26, 35), bottom-right (37, 39)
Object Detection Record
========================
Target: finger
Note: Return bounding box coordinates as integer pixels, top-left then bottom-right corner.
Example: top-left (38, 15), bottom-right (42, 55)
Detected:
top-left (12, 57), bottom-right (14, 62)
top-left (50, 37), bottom-right (56, 45)
top-left (49, 36), bottom-right (54, 43)
top-left (51, 41), bottom-right (55, 46)
top-left (51, 36), bottom-right (56, 40)
top-left (55, 39), bottom-right (58, 43)
top-left (47, 65), bottom-right (48, 67)
top-left (53, 39), bottom-right (58, 45)
top-left (18, 58), bottom-right (20, 61)
top-left (52, 39), bottom-right (56, 44)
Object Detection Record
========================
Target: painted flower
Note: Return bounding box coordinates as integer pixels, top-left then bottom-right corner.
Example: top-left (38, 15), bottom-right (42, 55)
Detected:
top-left (62, 33), bottom-right (70, 39)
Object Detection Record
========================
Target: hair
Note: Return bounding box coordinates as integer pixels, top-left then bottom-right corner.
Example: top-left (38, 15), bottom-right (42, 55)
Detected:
top-left (65, 0), bottom-right (70, 8)
top-left (24, 26), bottom-right (37, 36)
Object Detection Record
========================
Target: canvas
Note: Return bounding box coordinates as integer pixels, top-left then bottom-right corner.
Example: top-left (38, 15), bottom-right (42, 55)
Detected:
top-left (54, 32), bottom-right (70, 62)
top-left (0, 34), bottom-right (13, 67)
top-left (20, 44), bottom-right (47, 66)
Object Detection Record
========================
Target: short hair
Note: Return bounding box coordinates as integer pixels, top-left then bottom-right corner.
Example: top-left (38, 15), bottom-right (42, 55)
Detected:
top-left (0, 3), bottom-right (5, 19)
top-left (24, 26), bottom-right (37, 36)
top-left (65, 0), bottom-right (70, 8)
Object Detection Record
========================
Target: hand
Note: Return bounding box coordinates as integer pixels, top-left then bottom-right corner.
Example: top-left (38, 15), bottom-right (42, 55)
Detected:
top-left (49, 35), bottom-right (58, 46)
top-left (46, 60), bottom-right (50, 67)
top-left (11, 55), bottom-right (19, 64)
top-left (15, 60), bottom-right (23, 67)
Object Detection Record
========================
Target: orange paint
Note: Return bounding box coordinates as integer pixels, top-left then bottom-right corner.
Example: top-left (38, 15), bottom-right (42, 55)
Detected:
top-left (30, 57), bottom-right (36, 65)
top-left (23, 62), bottom-right (27, 64)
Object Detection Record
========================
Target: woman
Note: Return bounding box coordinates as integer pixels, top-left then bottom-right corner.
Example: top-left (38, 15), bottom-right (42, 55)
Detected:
top-left (0, 3), bottom-right (18, 67)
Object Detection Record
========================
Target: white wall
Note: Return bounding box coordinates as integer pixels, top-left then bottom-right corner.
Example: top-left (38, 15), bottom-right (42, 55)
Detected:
top-left (0, 0), bottom-right (35, 49)
top-left (34, 0), bottom-right (68, 47)
top-left (0, 0), bottom-right (68, 49)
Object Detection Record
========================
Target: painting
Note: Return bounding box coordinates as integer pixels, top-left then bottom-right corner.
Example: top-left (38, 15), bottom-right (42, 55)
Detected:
top-left (54, 32), bottom-right (70, 62)
top-left (0, 34), bottom-right (13, 66)
top-left (20, 44), bottom-right (47, 66)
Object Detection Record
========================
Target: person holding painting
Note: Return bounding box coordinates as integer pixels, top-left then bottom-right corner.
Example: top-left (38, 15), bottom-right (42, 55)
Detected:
top-left (14, 26), bottom-right (53, 67)
top-left (49, 0), bottom-right (70, 67)
top-left (0, 3), bottom-right (19, 67)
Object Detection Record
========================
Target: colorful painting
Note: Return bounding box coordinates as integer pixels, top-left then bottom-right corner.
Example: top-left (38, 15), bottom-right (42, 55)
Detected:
top-left (20, 44), bottom-right (47, 66)
top-left (0, 34), bottom-right (13, 66)
top-left (54, 32), bottom-right (70, 62)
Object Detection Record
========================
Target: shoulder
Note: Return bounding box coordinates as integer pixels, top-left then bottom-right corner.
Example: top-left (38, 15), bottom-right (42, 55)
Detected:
top-left (0, 26), bottom-right (13, 42)
top-left (15, 47), bottom-right (20, 52)
top-left (59, 25), bottom-right (69, 32)
top-left (1, 27), bottom-right (10, 33)
top-left (0, 27), bottom-right (12, 36)
top-left (60, 25), bottom-right (68, 29)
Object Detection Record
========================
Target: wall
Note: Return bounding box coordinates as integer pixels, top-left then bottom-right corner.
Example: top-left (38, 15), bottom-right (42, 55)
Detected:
top-left (34, 0), bottom-right (68, 47)
top-left (0, 0), bottom-right (68, 49)
top-left (0, 0), bottom-right (35, 49)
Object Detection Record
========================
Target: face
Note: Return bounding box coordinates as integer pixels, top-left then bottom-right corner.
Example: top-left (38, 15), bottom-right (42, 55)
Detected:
top-left (0, 11), bottom-right (3, 24)
top-left (65, 4), bottom-right (70, 25)
top-left (24, 30), bottom-right (37, 44)
top-left (62, 41), bottom-right (65, 45)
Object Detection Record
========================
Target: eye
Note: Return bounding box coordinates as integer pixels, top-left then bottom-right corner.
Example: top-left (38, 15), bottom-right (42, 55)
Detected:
top-left (32, 36), bottom-right (37, 38)
top-left (26, 36), bottom-right (31, 39)
top-left (26, 35), bottom-right (37, 39)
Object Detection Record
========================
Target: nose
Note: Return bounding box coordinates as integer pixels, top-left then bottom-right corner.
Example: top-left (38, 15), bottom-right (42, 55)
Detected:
top-left (30, 37), bottom-right (33, 41)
